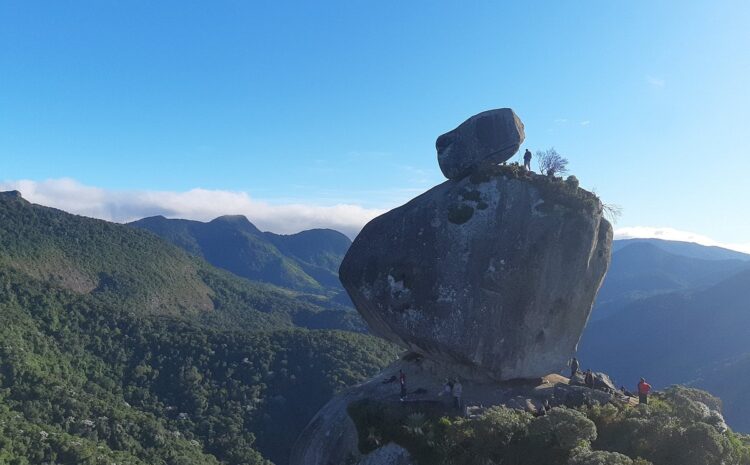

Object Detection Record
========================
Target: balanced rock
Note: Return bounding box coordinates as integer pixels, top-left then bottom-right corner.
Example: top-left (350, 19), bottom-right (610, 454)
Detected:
top-left (340, 169), bottom-right (612, 380)
top-left (436, 108), bottom-right (525, 180)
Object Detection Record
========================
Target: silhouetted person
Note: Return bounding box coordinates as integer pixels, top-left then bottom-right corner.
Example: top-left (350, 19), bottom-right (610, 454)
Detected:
top-left (438, 378), bottom-right (453, 405)
top-left (452, 379), bottom-right (463, 411)
top-left (637, 377), bottom-right (652, 405)
top-left (538, 399), bottom-right (551, 416)
top-left (584, 369), bottom-right (595, 390)
top-left (399, 370), bottom-right (407, 401)
top-left (523, 149), bottom-right (532, 170)
top-left (570, 357), bottom-right (580, 378)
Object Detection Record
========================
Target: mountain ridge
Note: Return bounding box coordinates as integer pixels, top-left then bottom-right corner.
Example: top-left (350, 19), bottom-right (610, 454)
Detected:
top-left (592, 241), bottom-right (750, 320)
top-left (130, 215), bottom-right (352, 297)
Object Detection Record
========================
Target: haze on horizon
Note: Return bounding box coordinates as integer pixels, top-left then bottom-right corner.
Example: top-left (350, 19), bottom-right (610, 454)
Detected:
top-left (1, 1), bottom-right (748, 251)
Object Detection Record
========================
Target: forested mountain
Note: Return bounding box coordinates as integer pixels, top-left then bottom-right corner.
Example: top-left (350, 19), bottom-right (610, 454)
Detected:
top-left (129, 215), bottom-right (351, 295)
top-left (580, 268), bottom-right (750, 431)
top-left (592, 241), bottom-right (750, 320)
top-left (0, 191), bottom-right (398, 464)
top-left (0, 192), bottom-right (362, 332)
top-left (580, 239), bottom-right (750, 431)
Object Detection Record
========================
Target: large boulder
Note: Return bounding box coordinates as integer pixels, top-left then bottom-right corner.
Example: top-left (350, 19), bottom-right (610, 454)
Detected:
top-left (436, 108), bottom-right (525, 180)
top-left (340, 168), bottom-right (612, 381)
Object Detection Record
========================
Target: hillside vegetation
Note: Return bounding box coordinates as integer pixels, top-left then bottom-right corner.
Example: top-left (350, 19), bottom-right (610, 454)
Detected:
top-left (0, 192), bottom-right (361, 332)
top-left (350, 386), bottom-right (750, 465)
top-left (0, 192), bottom-right (397, 464)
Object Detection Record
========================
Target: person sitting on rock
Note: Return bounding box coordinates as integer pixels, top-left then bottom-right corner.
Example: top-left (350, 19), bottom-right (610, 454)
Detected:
top-left (381, 375), bottom-right (397, 384)
top-left (399, 370), bottom-right (407, 401)
top-left (523, 149), bottom-right (532, 171)
top-left (570, 357), bottom-right (580, 378)
top-left (537, 399), bottom-right (551, 416)
top-left (452, 379), bottom-right (463, 412)
top-left (584, 369), bottom-right (595, 389)
top-left (637, 377), bottom-right (652, 405)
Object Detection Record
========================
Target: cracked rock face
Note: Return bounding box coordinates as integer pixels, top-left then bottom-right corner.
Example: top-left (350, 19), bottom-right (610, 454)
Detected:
top-left (340, 172), bottom-right (612, 380)
top-left (436, 108), bottom-right (525, 180)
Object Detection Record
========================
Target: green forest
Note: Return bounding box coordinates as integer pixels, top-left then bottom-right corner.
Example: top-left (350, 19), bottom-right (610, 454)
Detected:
top-left (0, 193), bottom-right (397, 464)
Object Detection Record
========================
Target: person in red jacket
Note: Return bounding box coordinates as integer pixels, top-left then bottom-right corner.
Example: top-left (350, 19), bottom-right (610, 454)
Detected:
top-left (637, 378), bottom-right (652, 404)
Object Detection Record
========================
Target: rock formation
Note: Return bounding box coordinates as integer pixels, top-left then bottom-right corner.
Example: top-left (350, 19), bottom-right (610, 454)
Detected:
top-left (290, 359), bottom-right (621, 465)
top-left (340, 107), bottom-right (611, 381)
top-left (436, 108), bottom-right (525, 179)
top-left (340, 167), bottom-right (611, 380)
top-left (292, 108), bottom-right (613, 465)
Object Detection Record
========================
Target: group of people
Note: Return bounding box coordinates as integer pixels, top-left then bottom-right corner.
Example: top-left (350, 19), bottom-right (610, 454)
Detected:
top-left (439, 377), bottom-right (463, 410)
top-left (570, 357), bottom-right (652, 405)
top-left (395, 369), bottom-right (464, 411)
top-left (394, 357), bottom-right (654, 415)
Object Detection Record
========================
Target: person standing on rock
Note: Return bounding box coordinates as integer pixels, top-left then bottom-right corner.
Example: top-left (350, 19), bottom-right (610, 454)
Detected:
top-left (399, 370), bottom-right (407, 401)
top-left (438, 378), bottom-right (453, 405)
top-left (570, 357), bottom-right (580, 378)
top-left (584, 369), bottom-right (595, 390)
top-left (452, 379), bottom-right (463, 412)
top-left (637, 378), bottom-right (652, 405)
top-left (523, 149), bottom-right (532, 171)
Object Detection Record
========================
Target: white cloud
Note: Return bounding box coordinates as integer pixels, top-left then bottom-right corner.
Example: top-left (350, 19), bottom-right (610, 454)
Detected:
top-left (615, 226), bottom-right (750, 254)
top-left (0, 178), bottom-right (385, 238)
top-left (580, 120), bottom-right (590, 126)
top-left (5, 180), bottom-right (747, 253)
top-left (646, 75), bottom-right (666, 88)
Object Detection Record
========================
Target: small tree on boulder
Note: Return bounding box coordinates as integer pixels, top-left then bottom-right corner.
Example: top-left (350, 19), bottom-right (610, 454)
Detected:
top-left (537, 148), bottom-right (569, 177)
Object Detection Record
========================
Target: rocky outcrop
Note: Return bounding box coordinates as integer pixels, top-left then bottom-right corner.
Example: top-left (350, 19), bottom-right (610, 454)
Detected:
top-left (290, 359), bottom-right (631, 465)
top-left (358, 444), bottom-right (414, 465)
top-left (340, 168), bottom-right (612, 381)
top-left (436, 108), bottom-right (525, 180)
top-left (294, 109), bottom-right (614, 465)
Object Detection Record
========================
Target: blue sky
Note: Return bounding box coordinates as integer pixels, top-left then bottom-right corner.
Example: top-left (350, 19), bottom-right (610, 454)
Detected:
top-left (1, 1), bottom-right (749, 248)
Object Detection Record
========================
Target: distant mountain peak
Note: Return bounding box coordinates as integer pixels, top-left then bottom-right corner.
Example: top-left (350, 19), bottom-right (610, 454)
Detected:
top-left (131, 214), bottom-right (352, 293)
top-left (210, 214), bottom-right (257, 227)
top-left (212, 214), bottom-right (251, 223)
top-left (0, 190), bottom-right (25, 201)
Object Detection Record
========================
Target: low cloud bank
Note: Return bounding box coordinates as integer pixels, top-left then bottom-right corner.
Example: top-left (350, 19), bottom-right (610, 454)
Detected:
top-left (615, 226), bottom-right (750, 255)
top-left (0, 178), bottom-right (384, 238)
top-left (2, 179), bottom-right (747, 252)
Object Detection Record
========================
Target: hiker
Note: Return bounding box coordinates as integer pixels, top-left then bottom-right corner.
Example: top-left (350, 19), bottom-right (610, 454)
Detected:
top-left (399, 370), bottom-right (407, 400)
top-left (637, 378), bottom-right (652, 405)
top-left (438, 378), bottom-right (453, 404)
top-left (523, 149), bottom-right (532, 170)
top-left (570, 357), bottom-right (580, 378)
top-left (537, 399), bottom-right (551, 416)
top-left (452, 379), bottom-right (463, 411)
top-left (584, 369), bottom-right (595, 390)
